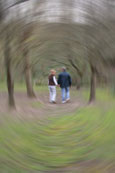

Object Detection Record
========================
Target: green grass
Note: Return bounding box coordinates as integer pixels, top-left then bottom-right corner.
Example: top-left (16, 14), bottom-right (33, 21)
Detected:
top-left (0, 82), bottom-right (48, 92)
top-left (0, 82), bottom-right (7, 91)
top-left (31, 101), bottom-right (44, 108)
top-left (0, 86), bottom-right (115, 172)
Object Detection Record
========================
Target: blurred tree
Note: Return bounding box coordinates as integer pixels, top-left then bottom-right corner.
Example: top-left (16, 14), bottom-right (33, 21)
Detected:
top-left (0, 0), bottom-right (30, 107)
top-left (20, 25), bottom-right (36, 97)
top-left (17, 0), bottom-right (46, 97)
top-left (4, 29), bottom-right (15, 107)
top-left (0, 0), bottom-right (16, 107)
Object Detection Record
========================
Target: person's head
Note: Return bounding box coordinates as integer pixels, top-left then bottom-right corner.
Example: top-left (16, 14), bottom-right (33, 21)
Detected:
top-left (62, 66), bottom-right (66, 72)
top-left (50, 69), bottom-right (56, 75)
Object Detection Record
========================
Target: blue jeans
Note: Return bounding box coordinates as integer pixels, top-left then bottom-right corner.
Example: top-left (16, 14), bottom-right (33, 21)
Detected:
top-left (61, 87), bottom-right (70, 102)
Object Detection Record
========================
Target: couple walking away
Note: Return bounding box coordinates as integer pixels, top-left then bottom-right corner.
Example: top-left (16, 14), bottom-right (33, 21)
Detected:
top-left (48, 67), bottom-right (72, 104)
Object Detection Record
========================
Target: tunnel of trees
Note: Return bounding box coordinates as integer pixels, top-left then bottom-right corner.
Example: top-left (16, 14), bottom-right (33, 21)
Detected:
top-left (0, 0), bottom-right (115, 108)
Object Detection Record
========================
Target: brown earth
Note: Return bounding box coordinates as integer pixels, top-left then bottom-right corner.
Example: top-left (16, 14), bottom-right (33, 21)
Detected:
top-left (0, 90), bottom-right (86, 121)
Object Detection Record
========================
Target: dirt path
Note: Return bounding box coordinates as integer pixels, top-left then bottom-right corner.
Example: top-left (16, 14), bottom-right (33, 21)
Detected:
top-left (0, 90), bottom-right (85, 120)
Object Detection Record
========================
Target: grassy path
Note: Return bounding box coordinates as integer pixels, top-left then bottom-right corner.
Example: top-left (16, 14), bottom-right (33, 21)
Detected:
top-left (0, 86), bottom-right (115, 172)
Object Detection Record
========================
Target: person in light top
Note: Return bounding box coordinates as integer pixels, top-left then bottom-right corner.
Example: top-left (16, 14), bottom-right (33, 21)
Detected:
top-left (48, 69), bottom-right (58, 103)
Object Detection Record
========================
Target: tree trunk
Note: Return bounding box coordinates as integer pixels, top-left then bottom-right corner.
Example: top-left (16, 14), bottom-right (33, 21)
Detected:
top-left (4, 33), bottom-right (15, 108)
top-left (23, 46), bottom-right (35, 98)
top-left (89, 65), bottom-right (96, 103)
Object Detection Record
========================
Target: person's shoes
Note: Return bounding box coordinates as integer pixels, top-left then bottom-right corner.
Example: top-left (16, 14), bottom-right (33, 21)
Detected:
top-left (52, 101), bottom-right (56, 104)
top-left (66, 98), bottom-right (70, 103)
top-left (62, 101), bottom-right (66, 104)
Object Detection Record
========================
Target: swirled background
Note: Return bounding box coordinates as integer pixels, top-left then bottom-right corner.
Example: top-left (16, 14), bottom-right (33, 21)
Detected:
top-left (0, 0), bottom-right (115, 172)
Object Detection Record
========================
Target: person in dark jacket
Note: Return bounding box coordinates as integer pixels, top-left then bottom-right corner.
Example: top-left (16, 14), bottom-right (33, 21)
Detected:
top-left (58, 67), bottom-right (72, 103)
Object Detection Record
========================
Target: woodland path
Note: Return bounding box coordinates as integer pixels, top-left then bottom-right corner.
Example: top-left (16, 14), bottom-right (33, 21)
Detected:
top-left (0, 89), bottom-right (86, 120)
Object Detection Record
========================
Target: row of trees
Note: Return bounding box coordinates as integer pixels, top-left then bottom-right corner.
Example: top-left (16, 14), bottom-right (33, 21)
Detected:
top-left (0, 0), bottom-right (39, 108)
top-left (0, 0), bottom-right (115, 108)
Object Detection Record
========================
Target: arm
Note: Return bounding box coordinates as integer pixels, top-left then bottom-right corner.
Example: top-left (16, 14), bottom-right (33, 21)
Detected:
top-left (53, 76), bottom-right (58, 86)
top-left (58, 74), bottom-right (61, 85)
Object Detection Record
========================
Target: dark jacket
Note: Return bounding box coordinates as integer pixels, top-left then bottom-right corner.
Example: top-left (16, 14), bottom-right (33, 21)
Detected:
top-left (58, 71), bottom-right (72, 88)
